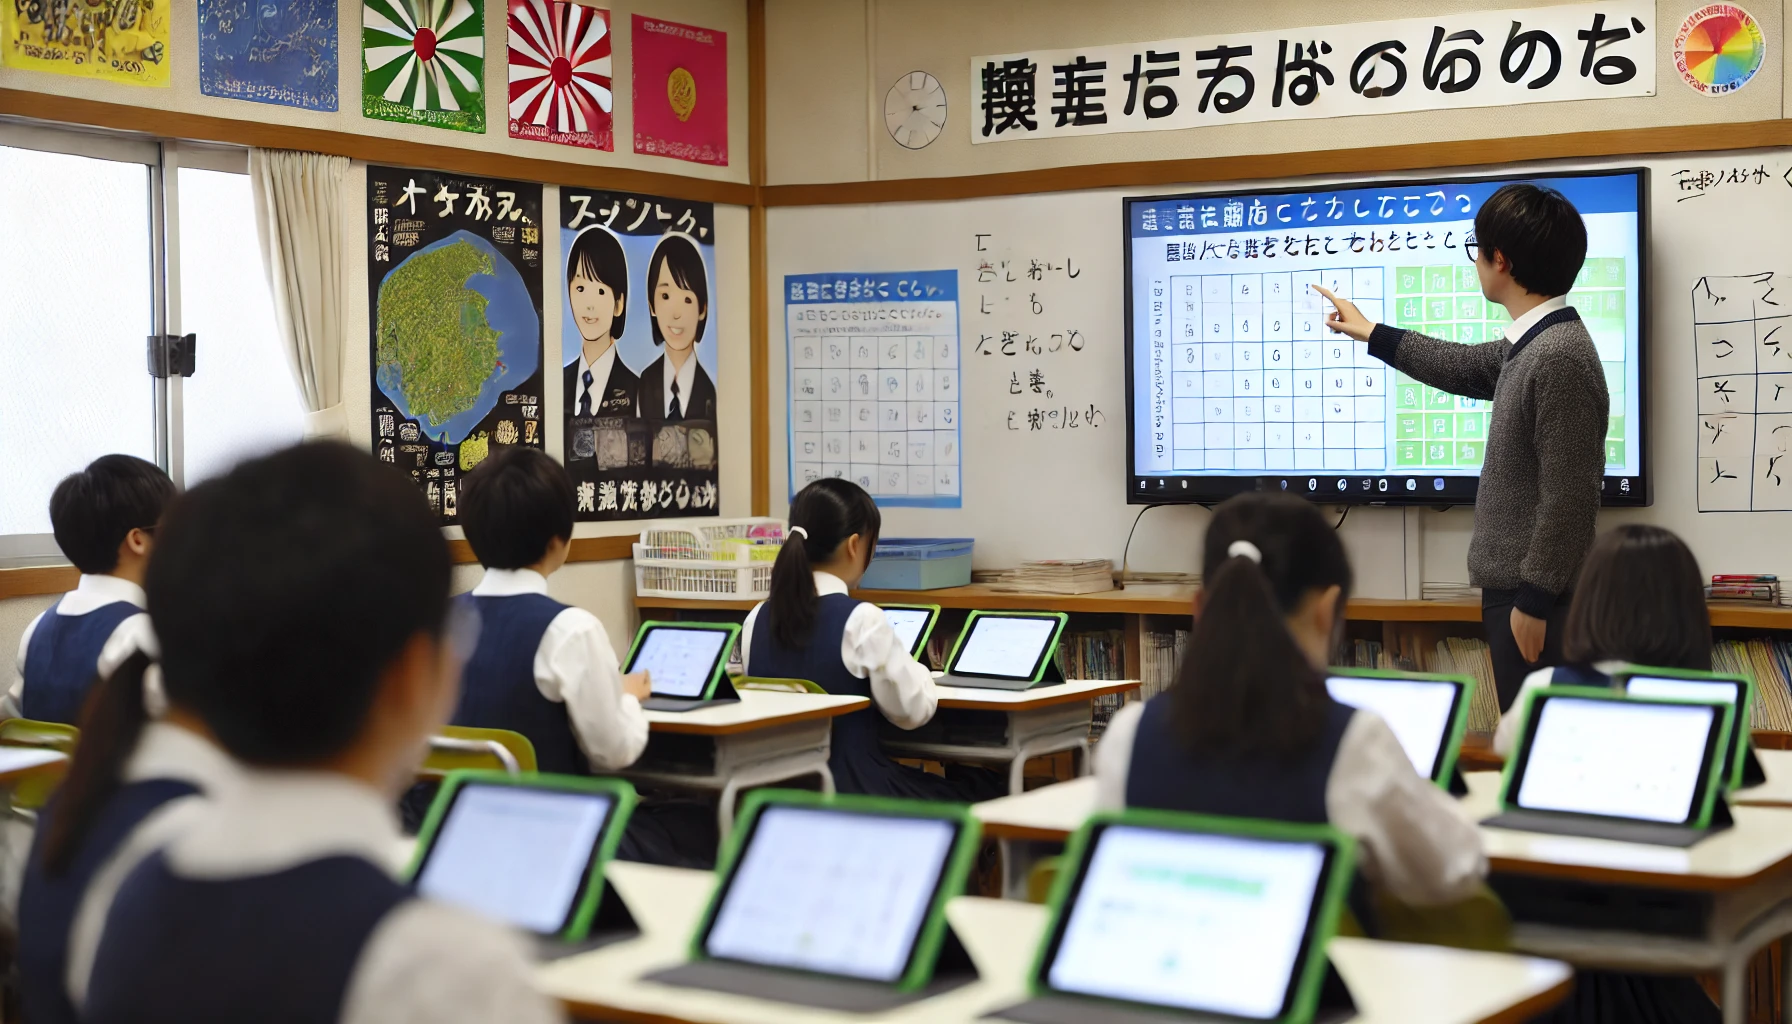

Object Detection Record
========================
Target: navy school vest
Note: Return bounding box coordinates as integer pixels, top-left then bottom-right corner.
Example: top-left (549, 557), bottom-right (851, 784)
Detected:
top-left (1125, 694), bottom-right (1357, 823)
top-left (1550, 663), bottom-right (1612, 686)
top-left (85, 853), bottom-right (409, 1024)
top-left (18, 778), bottom-right (200, 1024)
top-left (23, 601), bottom-right (140, 725)
top-left (452, 592), bottom-right (585, 775)
top-left (748, 594), bottom-right (913, 797)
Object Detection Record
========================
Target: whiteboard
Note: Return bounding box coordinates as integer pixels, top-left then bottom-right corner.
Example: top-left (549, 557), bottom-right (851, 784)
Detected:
top-left (767, 150), bottom-right (1792, 590)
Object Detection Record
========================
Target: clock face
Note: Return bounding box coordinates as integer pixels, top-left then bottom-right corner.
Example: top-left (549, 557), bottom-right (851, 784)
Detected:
top-left (886, 71), bottom-right (947, 150)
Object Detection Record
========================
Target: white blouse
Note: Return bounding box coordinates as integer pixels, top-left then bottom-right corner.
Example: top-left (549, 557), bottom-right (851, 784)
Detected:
top-left (740, 572), bottom-right (938, 729)
top-left (1095, 701), bottom-right (1488, 907)
top-left (1492, 660), bottom-right (1627, 758)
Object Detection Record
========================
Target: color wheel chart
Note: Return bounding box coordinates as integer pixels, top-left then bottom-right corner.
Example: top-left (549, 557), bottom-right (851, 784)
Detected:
top-left (1675, 4), bottom-right (1766, 95)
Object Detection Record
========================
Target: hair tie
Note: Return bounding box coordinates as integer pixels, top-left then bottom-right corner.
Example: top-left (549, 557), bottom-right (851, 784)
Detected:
top-left (1227, 540), bottom-right (1263, 564)
top-left (788, 525), bottom-right (808, 539)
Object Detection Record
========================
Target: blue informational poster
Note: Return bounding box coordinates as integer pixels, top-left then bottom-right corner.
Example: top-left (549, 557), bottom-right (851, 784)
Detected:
top-left (198, 0), bottom-right (339, 112)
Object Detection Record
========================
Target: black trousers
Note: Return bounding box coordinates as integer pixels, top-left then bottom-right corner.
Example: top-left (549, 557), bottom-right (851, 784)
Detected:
top-left (1482, 590), bottom-right (1572, 713)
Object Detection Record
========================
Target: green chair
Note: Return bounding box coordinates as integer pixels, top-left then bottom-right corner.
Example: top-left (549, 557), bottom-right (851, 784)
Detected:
top-left (735, 676), bottom-right (826, 694)
top-left (0, 718), bottom-right (78, 811)
top-left (418, 726), bottom-right (536, 780)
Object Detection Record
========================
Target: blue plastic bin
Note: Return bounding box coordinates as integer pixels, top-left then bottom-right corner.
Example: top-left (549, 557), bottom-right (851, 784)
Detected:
top-left (860, 538), bottom-right (974, 590)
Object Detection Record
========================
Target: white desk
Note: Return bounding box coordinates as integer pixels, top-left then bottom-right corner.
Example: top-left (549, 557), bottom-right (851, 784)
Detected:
top-left (624, 690), bottom-right (869, 837)
top-left (1731, 748), bottom-right (1792, 808)
top-left (1464, 769), bottom-right (1792, 1024)
top-left (883, 678), bottom-right (1137, 794)
top-left (970, 777), bottom-right (1097, 898)
top-left (0, 747), bottom-right (66, 785)
top-left (539, 862), bottom-right (1572, 1024)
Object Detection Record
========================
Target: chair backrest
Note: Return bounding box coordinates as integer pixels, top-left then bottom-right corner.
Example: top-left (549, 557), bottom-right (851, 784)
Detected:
top-left (418, 726), bottom-right (536, 780)
top-left (735, 676), bottom-right (825, 694)
top-left (0, 719), bottom-right (78, 810)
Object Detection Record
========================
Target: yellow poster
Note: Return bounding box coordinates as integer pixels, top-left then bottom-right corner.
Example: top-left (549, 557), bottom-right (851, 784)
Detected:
top-left (2, 0), bottom-right (171, 86)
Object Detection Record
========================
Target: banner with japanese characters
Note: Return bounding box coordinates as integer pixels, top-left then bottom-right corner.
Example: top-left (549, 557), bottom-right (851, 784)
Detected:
top-left (368, 167), bottom-right (545, 523)
top-left (560, 189), bottom-right (719, 521)
top-left (972, 2), bottom-right (1653, 143)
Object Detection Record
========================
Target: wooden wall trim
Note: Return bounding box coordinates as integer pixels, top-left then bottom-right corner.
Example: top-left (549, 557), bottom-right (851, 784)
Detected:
top-left (0, 89), bottom-right (757, 207)
top-left (0, 566), bottom-right (79, 601)
top-left (761, 119), bottom-right (1792, 207)
top-left (748, 0), bottom-right (771, 517)
top-left (446, 534), bottom-right (636, 566)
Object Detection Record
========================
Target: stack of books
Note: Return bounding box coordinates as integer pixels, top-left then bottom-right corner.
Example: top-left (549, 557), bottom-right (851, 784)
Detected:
top-left (983, 559), bottom-right (1115, 595)
top-left (1137, 628), bottom-right (1190, 702)
top-left (1707, 574), bottom-right (1781, 604)
top-left (1059, 629), bottom-right (1127, 738)
top-left (1712, 638), bottom-right (1792, 732)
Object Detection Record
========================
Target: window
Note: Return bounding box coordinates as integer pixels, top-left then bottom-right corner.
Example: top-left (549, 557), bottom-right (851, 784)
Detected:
top-left (0, 130), bottom-right (303, 558)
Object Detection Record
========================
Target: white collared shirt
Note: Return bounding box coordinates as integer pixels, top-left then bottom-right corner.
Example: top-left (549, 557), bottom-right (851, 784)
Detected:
top-left (1095, 702), bottom-right (1487, 907)
top-left (91, 769), bottom-right (562, 1024)
top-left (471, 568), bottom-right (647, 771)
top-left (662, 353), bottom-right (700, 418)
top-left (739, 571), bottom-right (938, 729)
top-left (1499, 294), bottom-right (1570, 345)
top-left (1494, 660), bottom-right (1628, 758)
top-left (7, 575), bottom-right (155, 720)
top-left (574, 344), bottom-right (618, 416)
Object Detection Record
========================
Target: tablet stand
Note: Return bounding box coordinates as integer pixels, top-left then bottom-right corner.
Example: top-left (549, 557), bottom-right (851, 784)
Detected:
top-left (1483, 794), bottom-right (1734, 849)
top-left (535, 877), bottom-right (642, 962)
top-left (1743, 745), bottom-right (1767, 787)
top-left (641, 674), bottom-right (742, 713)
top-left (988, 956), bottom-right (1357, 1024)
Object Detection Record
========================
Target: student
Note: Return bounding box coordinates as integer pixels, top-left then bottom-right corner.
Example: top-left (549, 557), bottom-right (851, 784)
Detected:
top-left (1094, 493), bottom-right (1485, 907)
top-left (80, 443), bottom-right (562, 1024)
top-left (637, 233), bottom-right (716, 423)
top-left (1317, 184), bottom-right (1608, 711)
top-left (564, 226), bottom-right (640, 418)
top-left (742, 478), bottom-right (1001, 801)
top-left (8, 455), bottom-right (175, 724)
top-left (455, 445), bottom-right (649, 776)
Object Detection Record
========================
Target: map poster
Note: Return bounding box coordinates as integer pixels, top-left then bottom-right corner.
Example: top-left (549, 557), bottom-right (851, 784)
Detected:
top-left (560, 188), bottom-right (719, 521)
top-left (199, 0), bottom-right (339, 111)
top-left (2, 0), bottom-right (171, 86)
top-left (363, 0), bottom-right (487, 134)
top-left (368, 166), bottom-right (544, 523)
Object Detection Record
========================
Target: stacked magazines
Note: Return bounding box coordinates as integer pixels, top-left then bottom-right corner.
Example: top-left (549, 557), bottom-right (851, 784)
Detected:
top-left (980, 559), bottom-right (1115, 595)
top-left (1707, 574), bottom-right (1781, 603)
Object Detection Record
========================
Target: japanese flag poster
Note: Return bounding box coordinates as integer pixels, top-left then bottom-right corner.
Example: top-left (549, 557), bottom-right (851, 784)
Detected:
top-left (560, 188), bottom-right (719, 520)
top-left (363, 0), bottom-right (487, 134)
top-left (630, 14), bottom-right (728, 166)
top-left (507, 0), bottom-right (614, 150)
top-left (367, 167), bottom-right (545, 523)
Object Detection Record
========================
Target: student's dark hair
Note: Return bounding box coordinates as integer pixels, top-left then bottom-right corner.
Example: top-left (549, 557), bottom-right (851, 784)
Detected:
top-left (49, 454), bottom-right (175, 575)
top-left (460, 446), bottom-right (575, 570)
top-left (566, 226), bottom-right (629, 338)
top-left (1473, 183), bottom-right (1587, 298)
top-left (768, 478), bottom-right (880, 648)
top-left (1564, 524), bottom-right (1712, 671)
top-left (1170, 493), bottom-right (1353, 757)
top-left (646, 234), bottom-right (708, 346)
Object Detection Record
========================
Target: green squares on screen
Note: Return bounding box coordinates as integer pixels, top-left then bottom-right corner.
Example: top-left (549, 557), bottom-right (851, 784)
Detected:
top-left (1609, 415), bottom-right (1624, 438)
top-left (1428, 413), bottom-right (1453, 438)
top-left (1586, 258), bottom-right (1625, 287)
top-left (1427, 267), bottom-right (1455, 294)
top-left (1454, 266), bottom-right (1479, 293)
top-left (1397, 441), bottom-right (1423, 467)
top-left (1426, 297), bottom-right (1455, 321)
top-left (1456, 412), bottom-right (1484, 439)
top-left (1425, 388), bottom-right (1455, 411)
top-left (1396, 412), bottom-right (1423, 438)
top-left (1606, 439), bottom-right (1625, 464)
top-left (1455, 441), bottom-right (1484, 466)
top-left (1395, 297), bottom-right (1425, 324)
top-left (1455, 295), bottom-right (1484, 320)
top-left (1395, 268), bottom-right (1424, 295)
top-left (1603, 362), bottom-right (1624, 391)
top-left (1457, 322), bottom-right (1487, 345)
top-left (1425, 441), bottom-right (1454, 466)
top-left (1396, 384), bottom-right (1423, 411)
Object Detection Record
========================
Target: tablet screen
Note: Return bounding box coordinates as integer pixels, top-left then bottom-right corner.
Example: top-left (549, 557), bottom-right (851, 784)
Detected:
top-left (414, 784), bottom-right (613, 934)
top-left (1514, 696), bottom-right (1719, 823)
top-left (1324, 676), bottom-right (1459, 780)
top-left (1045, 826), bottom-right (1327, 1019)
top-left (703, 805), bottom-right (959, 982)
top-left (1625, 676), bottom-right (1741, 708)
top-left (950, 615), bottom-right (1058, 679)
top-left (882, 608), bottom-right (932, 657)
top-left (629, 627), bottom-right (730, 698)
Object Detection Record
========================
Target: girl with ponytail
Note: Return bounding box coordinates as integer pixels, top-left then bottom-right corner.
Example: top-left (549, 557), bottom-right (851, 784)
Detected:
top-left (742, 478), bottom-right (1000, 801)
top-left (1094, 492), bottom-right (1485, 907)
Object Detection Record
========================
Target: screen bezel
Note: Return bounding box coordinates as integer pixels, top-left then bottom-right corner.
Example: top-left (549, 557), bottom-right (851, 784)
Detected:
top-left (1323, 668), bottom-right (1471, 785)
top-left (1121, 166), bottom-right (1650, 508)
top-left (689, 789), bottom-right (982, 992)
top-left (879, 602), bottom-right (942, 659)
top-left (943, 610), bottom-right (1068, 681)
top-left (1500, 686), bottom-right (1732, 828)
top-left (622, 620), bottom-right (741, 700)
top-left (1613, 665), bottom-right (1754, 791)
top-left (406, 770), bottom-right (638, 942)
top-left (1030, 811), bottom-right (1353, 1023)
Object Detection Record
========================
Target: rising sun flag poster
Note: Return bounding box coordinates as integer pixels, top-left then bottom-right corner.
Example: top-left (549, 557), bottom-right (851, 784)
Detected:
top-left (368, 166), bottom-right (544, 523)
top-left (363, 0), bottom-right (487, 133)
top-left (508, 0), bottom-right (614, 150)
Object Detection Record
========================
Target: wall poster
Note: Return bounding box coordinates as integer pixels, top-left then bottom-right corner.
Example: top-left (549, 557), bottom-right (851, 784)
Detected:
top-left (363, 0), bottom-right (487, 133)
top-left (199, 0), bottom-right (339, 110)
top-left (2, 0), bottom-right (170, 85)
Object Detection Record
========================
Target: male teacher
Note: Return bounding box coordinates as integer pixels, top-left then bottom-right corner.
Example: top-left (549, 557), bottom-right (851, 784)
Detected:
top-left (1317, 184), bottom-right (1609, 711)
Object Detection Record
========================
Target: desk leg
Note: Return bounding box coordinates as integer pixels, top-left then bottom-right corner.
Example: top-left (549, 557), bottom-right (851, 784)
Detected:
top-left (1782, 935), bottom-right (1791, 1024)
top-left (1725, 960), bottom-right (1747, 1024)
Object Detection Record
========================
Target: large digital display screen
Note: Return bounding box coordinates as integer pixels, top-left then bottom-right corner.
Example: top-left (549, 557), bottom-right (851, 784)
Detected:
top-left (1124, 170), bottom-right (1647, 506)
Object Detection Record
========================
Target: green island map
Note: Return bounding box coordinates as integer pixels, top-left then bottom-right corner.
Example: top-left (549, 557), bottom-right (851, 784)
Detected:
top-left (375, 239), bottom-right (501, 428)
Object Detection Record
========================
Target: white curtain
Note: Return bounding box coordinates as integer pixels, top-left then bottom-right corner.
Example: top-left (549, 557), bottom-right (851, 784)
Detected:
top-left (250, 149), bottom-right (349, 439)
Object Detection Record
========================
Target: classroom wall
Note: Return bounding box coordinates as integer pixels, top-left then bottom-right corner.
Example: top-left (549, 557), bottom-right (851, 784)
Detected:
top-left (0, 0), bottom-right (751, 186)
top-left (766, 0), bottom-right (1786, 184)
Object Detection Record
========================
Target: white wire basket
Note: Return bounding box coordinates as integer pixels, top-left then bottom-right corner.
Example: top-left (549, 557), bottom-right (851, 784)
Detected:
top-left (633, 517), bottom-right (786, 600)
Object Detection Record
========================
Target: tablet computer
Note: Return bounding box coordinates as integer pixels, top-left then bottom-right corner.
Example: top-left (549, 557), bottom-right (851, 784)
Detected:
top-left (622, 621), bottom-right (742, 711)
top-left (649, 790), bottom-right (982, 1011)
top-left (879, 603), bottom-right (941, 661)
top-left (938, 610), bottom-right (1069, 691)
top-left (1486, 686), bottom-right (1736, 847)
top-left (1612, 666), bottom-right (1758, 790)
top-left (1324, 669), bottom-right (1473, 787)
top-left (408, 771), bottom-right (638, 946)
top-left (993, 810), bottom-right (1357, 1024)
